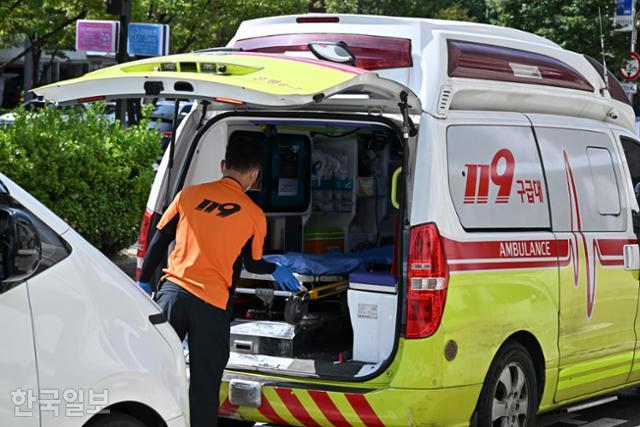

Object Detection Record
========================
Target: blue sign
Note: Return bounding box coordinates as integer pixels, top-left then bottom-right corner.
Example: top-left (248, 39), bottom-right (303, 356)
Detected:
top-left (617, 0), bottom-right (633, 16)
top-left (615, 0), bottom-right (635, 31)
top-left (127, 23), bottom-right (169, 57)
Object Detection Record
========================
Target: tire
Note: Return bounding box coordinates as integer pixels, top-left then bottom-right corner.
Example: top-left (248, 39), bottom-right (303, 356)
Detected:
top-left (475, 342), bottom-right (539, 427)
top-left (85, 413), bottom-right (146, 427)
top-left (218, 417), bottom-right (254, 427)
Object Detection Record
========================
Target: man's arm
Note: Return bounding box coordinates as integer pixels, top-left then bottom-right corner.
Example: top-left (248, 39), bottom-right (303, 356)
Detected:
top-left (242, 237), bottom-right (276, 275)
top-left (242, 211), bottom-right (300, 292)
top-left (138, 192), bottom-right (182, 293)
top-left (138, 214), bottom-right (178, 283)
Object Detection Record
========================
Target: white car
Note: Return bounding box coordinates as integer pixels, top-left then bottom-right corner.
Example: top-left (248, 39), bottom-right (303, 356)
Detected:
top-left (0, 172), bottom-right (189, 427)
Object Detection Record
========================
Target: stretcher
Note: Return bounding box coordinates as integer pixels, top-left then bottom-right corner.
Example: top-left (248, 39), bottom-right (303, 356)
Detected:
top-left (236, 271), bottom-right (349, 324)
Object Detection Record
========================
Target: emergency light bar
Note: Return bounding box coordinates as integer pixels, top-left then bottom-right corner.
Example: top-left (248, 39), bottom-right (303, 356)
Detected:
top-left (447, 39), bottom-right (594, 92)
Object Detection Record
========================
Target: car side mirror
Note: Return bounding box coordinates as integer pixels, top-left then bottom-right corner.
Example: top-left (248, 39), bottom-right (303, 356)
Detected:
top-left (308, 41), bottom-right (356, 66)
top-left (1, 208), bottom-right (42, 282)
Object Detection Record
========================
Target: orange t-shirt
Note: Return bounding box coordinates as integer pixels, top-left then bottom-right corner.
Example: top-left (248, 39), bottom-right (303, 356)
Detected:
top-left (156, 177), bottom-right (267, 309)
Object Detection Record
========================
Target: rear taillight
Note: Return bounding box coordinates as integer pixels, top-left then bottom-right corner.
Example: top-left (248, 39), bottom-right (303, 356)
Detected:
top-left (233, 34), bottom-right (412, 70)
top-left (447, 39), bottom-right (594, 92)
top-left (135, 208), bottom-right (154, 280)
top-left (162, 130), bottom-right (173, 138)
top-left (584, 55), bottom-right (631, 105)
top-left (77, 95), bottom-right (105, 103)
top-left (406, 223), bottom-right (448, 339)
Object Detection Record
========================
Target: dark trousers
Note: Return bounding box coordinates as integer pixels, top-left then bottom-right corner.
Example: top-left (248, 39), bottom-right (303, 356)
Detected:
top-left (155, 281), bottom-right (230, 427)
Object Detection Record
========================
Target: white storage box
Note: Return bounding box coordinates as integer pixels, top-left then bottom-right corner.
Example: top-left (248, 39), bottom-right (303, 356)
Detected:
top-left (347, 272), bottom-right (397, 363)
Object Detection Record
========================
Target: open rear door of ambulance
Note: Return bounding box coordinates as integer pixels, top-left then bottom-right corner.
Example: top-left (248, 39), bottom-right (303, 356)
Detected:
top-left (32, 52), bottom-right (420, 115)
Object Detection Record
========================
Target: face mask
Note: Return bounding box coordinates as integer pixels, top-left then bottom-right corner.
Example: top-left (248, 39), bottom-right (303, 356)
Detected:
top-left (244, 170), bottom-right (258, 192)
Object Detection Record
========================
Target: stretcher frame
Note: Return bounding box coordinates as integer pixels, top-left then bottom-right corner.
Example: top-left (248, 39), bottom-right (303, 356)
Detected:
top-left (237, 271), bottom-right (348, 301)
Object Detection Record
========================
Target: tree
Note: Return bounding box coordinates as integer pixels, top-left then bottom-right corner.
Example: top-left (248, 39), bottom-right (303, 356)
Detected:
top-left (138, 0), bottom-right (310, 53)
top-left (324, 0), bottom-right (476, 21)
top-left (486, 0), bottom-right (629, 64)
top-left (0, 0), bottom-right (108, 82)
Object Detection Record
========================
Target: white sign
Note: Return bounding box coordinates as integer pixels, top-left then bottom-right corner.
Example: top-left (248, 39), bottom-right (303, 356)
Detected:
top-left (620, 82), bottom-right (637, 95)
top-left (614, 0), bottom-right (635, 32)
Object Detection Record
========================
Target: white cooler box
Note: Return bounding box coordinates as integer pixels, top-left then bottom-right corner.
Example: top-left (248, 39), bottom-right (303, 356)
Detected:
top-left (347, 272), bottom-right (397, 363)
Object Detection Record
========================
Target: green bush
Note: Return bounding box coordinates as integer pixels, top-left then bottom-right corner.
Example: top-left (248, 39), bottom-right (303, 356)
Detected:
top-left (0, 104), bottom-right (161, 257)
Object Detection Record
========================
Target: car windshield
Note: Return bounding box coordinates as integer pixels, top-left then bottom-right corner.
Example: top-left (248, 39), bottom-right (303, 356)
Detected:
top-left (23, 100), bottom-right (47, 111)
top-left (150, 101), bottom-right (192, 120)
top-left (151, 103), bottom-right (176, 120)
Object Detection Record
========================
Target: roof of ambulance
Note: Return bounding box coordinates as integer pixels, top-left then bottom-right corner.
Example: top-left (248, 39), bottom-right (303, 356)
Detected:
top-left (231, 14), bottom-right (562, 50)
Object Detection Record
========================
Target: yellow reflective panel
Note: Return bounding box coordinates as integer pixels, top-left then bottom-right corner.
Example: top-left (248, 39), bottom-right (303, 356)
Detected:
top-left (34, 53), bottom-right (366, 99)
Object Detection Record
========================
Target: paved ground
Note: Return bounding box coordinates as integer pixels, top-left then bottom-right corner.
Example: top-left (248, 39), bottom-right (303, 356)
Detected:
top-left (537, 388), bottom-right (640, 426)
top-left (111, 246), bottom-right (137, 278)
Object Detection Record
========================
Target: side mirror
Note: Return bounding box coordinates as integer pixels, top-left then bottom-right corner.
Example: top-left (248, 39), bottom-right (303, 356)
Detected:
top-left (1, 208), bottom-right (42, 282)
top-left (308, 41), bottom-right (356, 66)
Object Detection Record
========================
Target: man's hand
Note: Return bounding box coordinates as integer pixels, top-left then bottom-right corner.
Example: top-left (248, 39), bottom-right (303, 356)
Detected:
top-left (137, 280), bottom-right (152, 295)
top-left (272, 264), bottom-right (301, 292)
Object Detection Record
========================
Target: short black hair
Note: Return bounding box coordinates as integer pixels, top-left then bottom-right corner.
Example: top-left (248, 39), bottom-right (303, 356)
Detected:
top-left (225, 132), bottom-right (263, 172)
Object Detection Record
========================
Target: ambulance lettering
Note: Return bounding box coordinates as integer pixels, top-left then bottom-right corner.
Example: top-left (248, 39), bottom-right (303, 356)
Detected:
top-left (499, 241), bottom-right (551, 258)
top-left (463, 149), bottom-right (543, 205)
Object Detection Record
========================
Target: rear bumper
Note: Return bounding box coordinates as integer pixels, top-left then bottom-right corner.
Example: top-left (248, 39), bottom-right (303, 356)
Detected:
top-left (218, 375), bottom-right (481, 427)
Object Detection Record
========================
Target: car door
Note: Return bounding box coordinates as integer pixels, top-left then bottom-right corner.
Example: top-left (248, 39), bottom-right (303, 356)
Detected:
top-left (613, 129), bottom-right (640, 384)
top-left (31, 52), bottom-right (421, 116)
top-left (528, 115), bottom-right (639, 402)
top-left (0, 182), bottom-right (40, 427)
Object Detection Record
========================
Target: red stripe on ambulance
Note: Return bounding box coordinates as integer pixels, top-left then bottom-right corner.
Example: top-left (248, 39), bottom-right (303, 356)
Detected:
top-left (257, 393), bottom-right (290, 426)
top-left (218, 397), bottom-right (239, 418)
top-left (308, 390), bottom-right (352, 427)
top-left (443, 237), bottom-right (634, 272)
top-left (345, 393), bottom-right (385, 427)
top-left (275, 387), bottom-right (322, 427)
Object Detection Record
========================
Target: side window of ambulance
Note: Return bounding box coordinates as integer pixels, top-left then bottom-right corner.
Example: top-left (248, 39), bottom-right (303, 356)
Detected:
top-left (534, 128), bottom-right (624, 232)
top-left (447, 125), bottom-right (550, 229)
top-left (620, 137), bottom-right (640, 232)
top-left (586, 147), bottom-right (620, 215)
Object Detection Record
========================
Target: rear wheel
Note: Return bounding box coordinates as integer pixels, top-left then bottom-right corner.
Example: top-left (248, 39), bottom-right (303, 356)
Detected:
top-left (476, 342), bottom-right (538, 427)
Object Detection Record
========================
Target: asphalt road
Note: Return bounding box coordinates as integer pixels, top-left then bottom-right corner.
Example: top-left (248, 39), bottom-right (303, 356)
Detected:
top-left (537, 388), bottom-right (640, 426)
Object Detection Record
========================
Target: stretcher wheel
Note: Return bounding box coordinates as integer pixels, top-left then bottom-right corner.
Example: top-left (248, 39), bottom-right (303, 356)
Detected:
top-left (284, 293), bottom-right (309, 325)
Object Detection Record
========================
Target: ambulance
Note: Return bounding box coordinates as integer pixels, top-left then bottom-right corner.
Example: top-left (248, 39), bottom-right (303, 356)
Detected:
top-left (34, 14), bottom-right (640, 427)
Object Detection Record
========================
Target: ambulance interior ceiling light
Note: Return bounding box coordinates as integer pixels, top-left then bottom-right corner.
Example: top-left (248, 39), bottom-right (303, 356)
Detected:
top-left (233, 33), bottom-right (412, 70)
top-left (447, 39), bottom-right (594, 92)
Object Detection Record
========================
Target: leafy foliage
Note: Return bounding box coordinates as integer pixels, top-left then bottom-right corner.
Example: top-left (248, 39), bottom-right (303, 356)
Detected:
top-left (0, 105), bottom-right (161, 256)
top-left (486, 0), bottom-right (629, 63)
top-left (324, 0), bottom-right (476, 20)
top-left (139, 0), bottom-right (309, 53)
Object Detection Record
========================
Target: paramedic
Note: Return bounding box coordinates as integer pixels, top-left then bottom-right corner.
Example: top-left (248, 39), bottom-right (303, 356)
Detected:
top-left (137, 135), bottom-right (300, 427)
